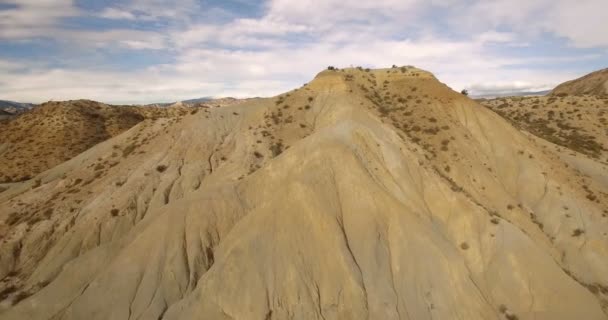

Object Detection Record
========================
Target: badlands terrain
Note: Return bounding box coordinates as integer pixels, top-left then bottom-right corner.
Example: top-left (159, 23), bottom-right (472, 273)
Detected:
top-left (480, 94), bottom-right (608, 162)
top-left (0, 100), bottom-right (192, 183)
top-left (0, 66), bottom-right (607, 320)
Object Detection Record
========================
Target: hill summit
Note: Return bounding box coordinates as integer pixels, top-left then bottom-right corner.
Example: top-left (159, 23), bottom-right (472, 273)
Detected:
top-left (0, 67), bottom-right (607, 320)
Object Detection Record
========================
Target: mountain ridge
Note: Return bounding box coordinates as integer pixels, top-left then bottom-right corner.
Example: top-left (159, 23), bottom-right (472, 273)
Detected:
top-left (0, 100), bottom-right (35, 115)
top-left (551, 68), bottom-right (608, 96)
top-left (0, 99), bottom-right (192, 183)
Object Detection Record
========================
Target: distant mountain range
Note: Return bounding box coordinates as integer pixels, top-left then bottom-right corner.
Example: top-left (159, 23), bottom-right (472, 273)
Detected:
top-left (182, 97), bottom-right (214, 104)
top-left (471, 90), bottom-right (551, 99)
top-left (144, 97), bottom-right (215, 107)
top-left (0, 99), bottom-right (35, 114)
top-left (146, 97), bottom-right (254, 108)
top-left (1, 97), bottom-right (251, 113)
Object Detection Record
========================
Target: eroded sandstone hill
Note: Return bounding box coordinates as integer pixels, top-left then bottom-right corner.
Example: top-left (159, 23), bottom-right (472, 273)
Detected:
top-left (0, 100), bottom-right (191, 183)
top-left (551, 68), bottom-right (608, 97)
top-left (480, 95), bottom-right (608, 162)
top-left (1, 67), bottom-right (607, 320)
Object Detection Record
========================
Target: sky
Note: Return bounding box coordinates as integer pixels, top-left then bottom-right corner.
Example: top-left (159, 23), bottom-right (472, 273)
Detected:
top-left (0, 0), bottom-right (607, 104)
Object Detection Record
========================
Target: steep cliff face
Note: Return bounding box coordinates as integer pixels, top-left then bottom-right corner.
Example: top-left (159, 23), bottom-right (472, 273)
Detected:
top-left (1, 67), bottom-right (607, 320)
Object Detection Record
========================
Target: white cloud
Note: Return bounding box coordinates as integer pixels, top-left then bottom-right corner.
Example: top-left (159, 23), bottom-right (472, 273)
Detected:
top-left (467, 82), bottom-right (554, 96)
top-left (0, 0), bottom-right (167, 49)
top-left (174, 17), bottom-right (310, 48)
top-left (0, 59), bottom-right (23, 72)
top-left (77, 29), bottom-right (167, 49)
top-left (0, 0), bottom-right (606, 103)
top-left (543, 0), bottom-right (608, 47)
top-left (99, 8), bottom-right (136, 20)
top-left (475, 31), bottom-right (517, 44)
top-left (462, 0), bottom-right (608, 48)
top-left (266, 0), bottom-right (422, 26)
top-left (0, 64), bottom-right (285, 104)
top-left (0, 35), bottom-right (592, 103)
top-left (0, 0), bottom-right (79, 25)
top-left (104, 0), bottom-right (201, 21)
top-left (61, 29), bottom-right (168, 50)
top-left (0, 0), bottom-right (80, 39)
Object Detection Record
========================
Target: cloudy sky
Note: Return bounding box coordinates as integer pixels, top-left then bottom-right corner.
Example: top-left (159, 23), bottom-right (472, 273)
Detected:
top-left (0, 0), bottom-right (607, 104)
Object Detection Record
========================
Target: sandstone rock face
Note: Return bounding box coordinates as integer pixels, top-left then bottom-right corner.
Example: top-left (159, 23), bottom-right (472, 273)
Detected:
top-left (0, 68), bottom-right (607, 320)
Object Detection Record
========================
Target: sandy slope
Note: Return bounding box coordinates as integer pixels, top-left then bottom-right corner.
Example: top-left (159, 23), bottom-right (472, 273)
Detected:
top-left (0, 100), bottom-right (191, 183)
top-left (551, 68), bottom-right (608, 97)
top-left (480, 95), bottom-right (608, 162)
top-left (0, 67), bottom-right (607, 320)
